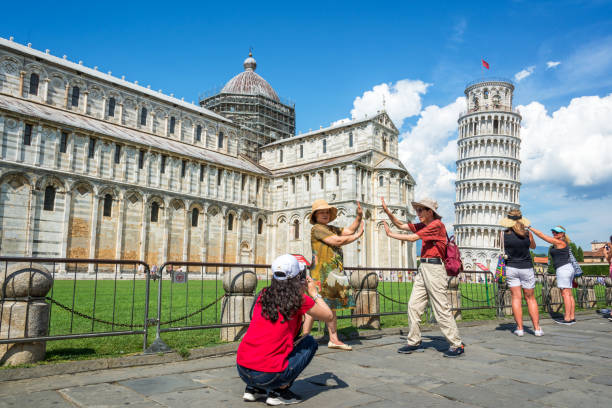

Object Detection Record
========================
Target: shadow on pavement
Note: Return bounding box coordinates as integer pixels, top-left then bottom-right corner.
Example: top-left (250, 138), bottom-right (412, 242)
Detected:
top-left (292, 372), bottom-right (349, 401)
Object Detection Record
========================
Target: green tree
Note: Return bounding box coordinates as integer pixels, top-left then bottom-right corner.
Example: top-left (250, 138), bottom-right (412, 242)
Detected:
top-left (576, 246), bottom-right (584, 262)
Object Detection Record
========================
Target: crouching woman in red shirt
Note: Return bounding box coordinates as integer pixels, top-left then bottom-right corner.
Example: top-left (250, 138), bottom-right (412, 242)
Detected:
top-left (237, 254), bottom-right (334, 405)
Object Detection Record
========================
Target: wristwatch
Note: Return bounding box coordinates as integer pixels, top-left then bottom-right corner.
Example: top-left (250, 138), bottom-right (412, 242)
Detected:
top-left (312, 293), bottom-right (322, 301)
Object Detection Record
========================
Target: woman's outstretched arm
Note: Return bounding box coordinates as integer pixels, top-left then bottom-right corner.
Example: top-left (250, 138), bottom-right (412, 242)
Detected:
top-left (381, 197), bottom-right (411, 231)
top-left (528, 226), bottom-right (566, 249)
top-left (323, 221), bottom-right (365, 247)
top-left (383, 221), bottom-right (420, 242)
top-left (341, 202), bottom-right (363, 235)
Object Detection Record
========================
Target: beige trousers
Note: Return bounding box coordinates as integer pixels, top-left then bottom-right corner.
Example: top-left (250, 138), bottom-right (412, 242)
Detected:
top-left (406, 262), bottom-right (462, 347)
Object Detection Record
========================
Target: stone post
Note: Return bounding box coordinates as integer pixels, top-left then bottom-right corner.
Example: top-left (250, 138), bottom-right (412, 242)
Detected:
top-left (605, 277), bottom-right (612, 306)
top-left (543, 275), bottom-right (563, 314)
top-left (0, 263), bottom-right (53, 366)
top-left (220, 269), bottom-right (256, 341)
top-left (576, 276), bottom-right (597, 309)
top-left (349, 270), bottom-right (380, 329)
top-left (447, 276), bottom-right (462, 320)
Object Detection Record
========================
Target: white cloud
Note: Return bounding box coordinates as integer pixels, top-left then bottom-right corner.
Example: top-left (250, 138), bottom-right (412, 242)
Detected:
top-left (514, 65), bottom-right (536, 81)
top-left (519, 93), bottom-right (612, 187)
top-left (397, 97), bottom-right (467, 221)
top-left (350, 79), bottom-right (429, 128)
top-left (451, 18), bottom-right (467, 43)
top-left (546, 61), bottom-right (561, 69)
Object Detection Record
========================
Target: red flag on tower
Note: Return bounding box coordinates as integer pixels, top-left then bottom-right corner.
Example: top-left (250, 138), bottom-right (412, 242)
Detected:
top-left (482, 59), bottom-right (490, 69)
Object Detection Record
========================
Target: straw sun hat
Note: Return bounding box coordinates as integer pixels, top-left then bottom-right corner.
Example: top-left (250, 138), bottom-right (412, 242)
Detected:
top-left (410, 198), bottom-right (442, 220)
top-left (310, 199), bottom-right (338, 224)
top-left (499, 210), bottom-right (531, 228)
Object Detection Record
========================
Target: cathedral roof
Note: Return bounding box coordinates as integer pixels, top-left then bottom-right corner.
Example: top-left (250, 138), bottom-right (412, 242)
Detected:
top-left (272, 151), bottom-right (370, 177)
top-left (0, 37), bottom-right (231, 124)
top-left (220, 53), bottom-right (280, 102)
top-left (0, 94), bottom-right (269, 175)
top-left (375, 157), bottom-right (406, 172)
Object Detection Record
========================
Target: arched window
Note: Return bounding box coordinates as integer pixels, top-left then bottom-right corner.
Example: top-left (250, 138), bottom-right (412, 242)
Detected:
top-left (322, 139), bottom-right (327, 153)
top-left (191, 208), bottom-right (199, 227)
top-left (151, 202), bottom-right (159, 222)
top-left (349, 132), bottom-right (353, 147)
top-left (169, 116), bottom-right (176, 134)
top-left (293, 220), bottom-right (300, 240)
top-left (299, 144), bottom-right (303, 158)
top-left (108, 97), bottom-right (116, 117)
top-left (382, 137), bottom-right (387, 153)
top-left (29, 73), bottom-right (39, 96)
top-left (196, 125), bottom-right (202, 141)
top-left (71, 86), bottom-right (80, 107)
top-left (43, 185), bottom-right (56, 211)
top-left (103, 194), bottom-right (113, 217)
top-left (228, 213), bottom-right (234, 231)
top-left (279, 149), bottom-right (283, 163)
top-left (379, 176), bottom-right (384, 187)
top-left (218, 132), bottom-right (224, 148)
top-left (258, 218), bottom-right (263, 235)
top-left (140, 107), bottom-right (147, 126)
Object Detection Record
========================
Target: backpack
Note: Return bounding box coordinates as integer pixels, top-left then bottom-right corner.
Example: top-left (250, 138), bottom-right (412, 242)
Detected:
top-left (444, 233), bottom-right (463, 276)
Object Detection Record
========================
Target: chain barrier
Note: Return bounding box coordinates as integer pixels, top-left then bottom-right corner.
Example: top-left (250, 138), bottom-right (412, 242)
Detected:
top-left (158, 295), bottom-right (224, 326)
top-left (377, 291), bottom-right (408, 305)
top-left (44, 297), bottom-right (146, 328)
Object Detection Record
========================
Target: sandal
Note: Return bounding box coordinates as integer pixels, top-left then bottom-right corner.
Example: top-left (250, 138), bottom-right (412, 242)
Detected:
top-left (328, 341), bottom-right (352, 351)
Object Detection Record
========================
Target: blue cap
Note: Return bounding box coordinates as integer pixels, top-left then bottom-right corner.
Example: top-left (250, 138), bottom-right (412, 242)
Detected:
top-left (551, 226), bottom-right (566, 233)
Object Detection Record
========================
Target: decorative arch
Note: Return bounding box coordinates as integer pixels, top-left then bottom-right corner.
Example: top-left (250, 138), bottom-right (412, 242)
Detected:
top-left (36, 175), bottom-right (65, 192)
top-left (0, 172), bottom-right (32, 190)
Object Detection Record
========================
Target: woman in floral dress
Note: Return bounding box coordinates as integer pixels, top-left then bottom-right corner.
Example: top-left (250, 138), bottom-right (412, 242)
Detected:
top-left (303, 199), bottom-right (364, 350)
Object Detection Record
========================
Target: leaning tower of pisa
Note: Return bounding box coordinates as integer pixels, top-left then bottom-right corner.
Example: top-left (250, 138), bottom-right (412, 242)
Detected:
top-left (454, 80), bottom-right (522, 271)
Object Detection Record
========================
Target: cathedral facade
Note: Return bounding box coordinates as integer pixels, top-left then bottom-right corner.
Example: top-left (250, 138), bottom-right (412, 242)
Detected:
top-left (0, 37), bottom-right (416, 271)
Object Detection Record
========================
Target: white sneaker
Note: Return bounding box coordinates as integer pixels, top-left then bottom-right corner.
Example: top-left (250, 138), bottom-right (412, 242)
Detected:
top-left (513, 329), bottom-right (524, 337)
top-left (534, 329), bottom-right (544, 337)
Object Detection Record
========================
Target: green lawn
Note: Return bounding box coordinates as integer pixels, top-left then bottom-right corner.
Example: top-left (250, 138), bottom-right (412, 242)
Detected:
top-left (11, 277), bottom-right (607, 365)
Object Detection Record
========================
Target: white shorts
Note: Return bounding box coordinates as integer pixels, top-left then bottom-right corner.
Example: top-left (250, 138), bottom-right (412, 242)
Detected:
top-left (506, 266), bottom-right (536, 289)
top-left (556, 263), bottom-right (574, 289)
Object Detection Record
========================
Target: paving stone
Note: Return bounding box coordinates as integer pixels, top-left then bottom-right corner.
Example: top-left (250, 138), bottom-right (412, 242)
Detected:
top-left (0, 390), bottom-right (76, 408)
top-left (429, 382), bottom-right (542, 408)
top-left (58, 383), bottom-right (165, 407)
top-left (473, 377), bottom-right (562, 400)
top-left (118, 373), bottom-right (205, 396)
top-left (589, 375), bottom-right (612, 386)
top-left (148, 386), bottom-right (240, 407)
top-left (535, 389), bottom-right (611, 407)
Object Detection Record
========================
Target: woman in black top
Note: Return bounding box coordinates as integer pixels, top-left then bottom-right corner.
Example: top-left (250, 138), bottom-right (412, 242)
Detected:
top-left (499, 210), bottom-right (541, 336)
top-left (529, 225), bottom-right (575, 325)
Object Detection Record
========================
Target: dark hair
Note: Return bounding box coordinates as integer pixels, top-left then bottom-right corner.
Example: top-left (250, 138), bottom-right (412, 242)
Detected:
top-left (259, 276), bottom-right (305, 323)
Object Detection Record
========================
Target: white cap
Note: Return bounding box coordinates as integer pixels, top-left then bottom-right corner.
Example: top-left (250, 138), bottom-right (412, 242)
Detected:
top-left (271, 254), bottom-right (301, 281)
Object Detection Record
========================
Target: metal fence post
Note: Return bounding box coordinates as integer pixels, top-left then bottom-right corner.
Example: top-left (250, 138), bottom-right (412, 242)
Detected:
top-left (144, 264), bottom-right (172, 354)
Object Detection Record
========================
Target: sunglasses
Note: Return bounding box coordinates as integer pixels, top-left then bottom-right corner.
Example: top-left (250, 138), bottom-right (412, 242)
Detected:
top-left (415, 208), bottom-right (430, 213)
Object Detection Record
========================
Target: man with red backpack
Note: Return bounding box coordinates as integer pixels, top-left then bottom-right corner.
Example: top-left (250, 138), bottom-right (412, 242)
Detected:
top-left (381, 197), bottom-right (465, 357)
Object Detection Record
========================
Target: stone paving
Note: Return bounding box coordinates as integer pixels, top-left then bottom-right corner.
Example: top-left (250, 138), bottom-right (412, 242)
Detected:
top-left (0, 313), bottom-right (611, 407)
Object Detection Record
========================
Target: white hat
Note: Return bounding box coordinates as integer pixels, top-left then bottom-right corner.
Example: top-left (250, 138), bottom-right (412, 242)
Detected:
top-left (271, 254), bottom-right (301, 281)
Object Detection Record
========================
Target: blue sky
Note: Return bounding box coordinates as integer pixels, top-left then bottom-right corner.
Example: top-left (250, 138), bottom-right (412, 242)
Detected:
top-left (3, 0), bottom-right (612, 248)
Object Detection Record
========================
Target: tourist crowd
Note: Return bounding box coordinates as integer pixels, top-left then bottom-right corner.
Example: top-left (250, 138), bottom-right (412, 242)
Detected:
top-left (235, 196), bottom-right (611, 405)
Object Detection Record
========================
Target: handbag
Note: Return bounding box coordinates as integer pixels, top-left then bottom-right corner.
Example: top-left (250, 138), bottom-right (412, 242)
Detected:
top-left (495, 231), bottom-right (507, 283)
top-left (568, 248), bottom-right (583, 277)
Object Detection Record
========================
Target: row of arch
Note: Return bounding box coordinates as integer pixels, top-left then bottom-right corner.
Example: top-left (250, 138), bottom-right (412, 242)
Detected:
top-left (456, 226), bottom-right (504, 249)
top-left (456, 181), bottom-right (520, 203)
top-left (457, 137), bottom-right (520, 160)
top-left (2, 118), bottom-right (266, 208)
top-left (458, 113), bottom-right (521, 139)
top-left (457, 159), bottom-right (520, 181)
top-left (454, 203), bottom-right (519, 227)
top-left (0, 55), bottom-right (239, 153)
top-left (0, 171), bottom-right (270, 266)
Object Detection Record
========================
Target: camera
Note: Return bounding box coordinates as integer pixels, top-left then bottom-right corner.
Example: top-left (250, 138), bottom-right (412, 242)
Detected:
top-left (605, 244), bottom-right (611, 251)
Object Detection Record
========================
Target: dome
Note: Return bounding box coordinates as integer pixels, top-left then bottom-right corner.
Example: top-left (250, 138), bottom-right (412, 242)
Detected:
top-left (221, 53), bottom-right (280, 102)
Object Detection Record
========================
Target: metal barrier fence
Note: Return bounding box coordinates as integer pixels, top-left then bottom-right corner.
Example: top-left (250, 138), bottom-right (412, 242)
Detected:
top-left (1, 257), bottom-right (610, 357)
top-left (0, 257), bottom-right (151, 351)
